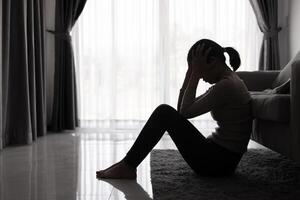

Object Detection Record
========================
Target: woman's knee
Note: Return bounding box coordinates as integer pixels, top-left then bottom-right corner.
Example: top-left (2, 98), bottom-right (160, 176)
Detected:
top-left (154, 104), bottom-right (177, 115)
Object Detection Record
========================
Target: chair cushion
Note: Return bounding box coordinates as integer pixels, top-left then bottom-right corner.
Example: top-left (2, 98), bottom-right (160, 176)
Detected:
top-left (250, 92), bottom-right (290, 122)
top-left (272, 51), bottom-right (300, 88)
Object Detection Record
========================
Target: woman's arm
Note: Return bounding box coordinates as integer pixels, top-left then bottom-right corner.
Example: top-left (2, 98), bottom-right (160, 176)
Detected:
top-left (180, 78), bottom-right (229, 119)
top-left (179, 44), bottom-right (224, 118)
top-left (179, 72), bottom-right (200, 115)
top-left (177, 69), bottom-right (192, 111)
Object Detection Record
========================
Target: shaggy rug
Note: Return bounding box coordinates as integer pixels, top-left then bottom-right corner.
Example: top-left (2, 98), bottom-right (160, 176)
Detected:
top-left (150, 149), bottom-right (300, 200)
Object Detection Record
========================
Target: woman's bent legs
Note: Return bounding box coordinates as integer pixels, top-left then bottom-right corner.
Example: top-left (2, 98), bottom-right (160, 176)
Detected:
top-left (123, 104), bottom-right (242, 176)
top-left (97, 104), bottom-right (242, 179)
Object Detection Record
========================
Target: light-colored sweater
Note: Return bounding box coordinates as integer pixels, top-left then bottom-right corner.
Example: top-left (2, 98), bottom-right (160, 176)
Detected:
top-left (180, 72), bottom-right (252, 154)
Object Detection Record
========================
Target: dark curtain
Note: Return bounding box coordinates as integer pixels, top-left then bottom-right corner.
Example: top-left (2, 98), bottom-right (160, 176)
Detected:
top-left (249, 0), bottom-right (281, 70)
top-left (1, 0), bottom-right (46, 149)
top-left (49, 0), bottom-right (87, 131)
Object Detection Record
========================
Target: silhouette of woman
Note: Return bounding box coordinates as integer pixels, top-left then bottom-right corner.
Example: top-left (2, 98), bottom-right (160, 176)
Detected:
top-left (96, 39), bottom-right (252, 179)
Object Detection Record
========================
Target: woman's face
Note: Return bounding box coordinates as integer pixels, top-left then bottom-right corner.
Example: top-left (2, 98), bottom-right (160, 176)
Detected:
top-left (201, 63), bottom-right (221, 84)
top-left (202, 66), bottom-right (218, 84)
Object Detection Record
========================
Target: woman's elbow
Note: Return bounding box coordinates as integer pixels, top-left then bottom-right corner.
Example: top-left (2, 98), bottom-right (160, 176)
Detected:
top-left (179, 109), bottom-right (192, 119)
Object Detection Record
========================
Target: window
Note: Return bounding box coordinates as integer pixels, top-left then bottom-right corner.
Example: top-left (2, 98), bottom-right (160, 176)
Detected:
top-left (72, 0), bottom-right (262, 131)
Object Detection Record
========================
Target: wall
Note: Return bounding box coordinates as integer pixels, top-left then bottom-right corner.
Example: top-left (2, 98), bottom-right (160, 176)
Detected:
top-left (278, 0), bottom-right (290, 67)
top-left (0, 0), bottom-right (3, 149)
top-left (45, 0), bottom-right (55, 125)
top-left (289, 0), bottom-right (300, 59)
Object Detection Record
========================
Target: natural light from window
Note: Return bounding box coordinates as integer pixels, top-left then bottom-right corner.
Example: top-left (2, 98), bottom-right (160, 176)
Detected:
top-left (72, 0), bottom-right (262, 130)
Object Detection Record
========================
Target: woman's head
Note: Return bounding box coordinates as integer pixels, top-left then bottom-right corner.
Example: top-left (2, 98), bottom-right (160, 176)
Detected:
top-left (187, 39), bottom-right (241, 72)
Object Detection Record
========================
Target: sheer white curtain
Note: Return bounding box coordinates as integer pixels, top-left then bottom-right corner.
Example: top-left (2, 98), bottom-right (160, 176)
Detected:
top-left (72, 0), bottom-right (262, 130)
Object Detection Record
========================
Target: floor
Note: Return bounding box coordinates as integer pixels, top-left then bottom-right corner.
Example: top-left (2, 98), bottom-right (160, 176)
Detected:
top-left (0, 128), bottom-right (264, 200)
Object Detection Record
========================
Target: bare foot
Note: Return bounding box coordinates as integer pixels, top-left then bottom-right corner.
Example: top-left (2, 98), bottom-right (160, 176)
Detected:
top-left (96, 160), bottom-right (137, 179)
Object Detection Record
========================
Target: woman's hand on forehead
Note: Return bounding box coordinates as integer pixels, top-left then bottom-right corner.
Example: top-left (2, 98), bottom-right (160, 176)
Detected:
top-left (189, 43), bottom-right (217, 78)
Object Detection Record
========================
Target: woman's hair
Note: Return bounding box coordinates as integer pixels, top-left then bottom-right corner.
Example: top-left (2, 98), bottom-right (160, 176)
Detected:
top-left (187, 39), bottom-right (241, 71)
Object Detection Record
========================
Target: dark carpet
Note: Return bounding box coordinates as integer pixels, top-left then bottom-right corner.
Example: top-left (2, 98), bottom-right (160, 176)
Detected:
top-left (150, 148), bottom-right (300, 200)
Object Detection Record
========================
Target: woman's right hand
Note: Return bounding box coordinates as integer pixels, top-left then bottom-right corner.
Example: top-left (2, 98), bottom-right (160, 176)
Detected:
top-left (188, 44), bottom-right (214, 79)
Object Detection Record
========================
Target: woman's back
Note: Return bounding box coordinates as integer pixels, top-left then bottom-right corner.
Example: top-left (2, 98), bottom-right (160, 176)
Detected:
top-left (208, 72), bottom-right (252, 154)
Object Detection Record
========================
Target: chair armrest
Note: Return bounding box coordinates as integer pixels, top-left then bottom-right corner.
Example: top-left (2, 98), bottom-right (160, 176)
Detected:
top-left (290, 60), bottom-right (300, 161)
top-left (236, 71), bottom-right (280, 91)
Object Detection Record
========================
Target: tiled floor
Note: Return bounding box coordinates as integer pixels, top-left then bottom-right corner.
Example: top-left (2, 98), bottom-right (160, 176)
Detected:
top-left (0, 128), bottom-right (264, 200)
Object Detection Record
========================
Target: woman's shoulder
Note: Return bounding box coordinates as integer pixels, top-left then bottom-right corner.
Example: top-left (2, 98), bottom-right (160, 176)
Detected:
top-left (215, 73), bottom-right (250, 97)
top-left (220, 72), bottom-right (246, 88)
top-left (207, 78), bottom-right (235, 99)
top-left (215, 74), bottom-right (236, 89)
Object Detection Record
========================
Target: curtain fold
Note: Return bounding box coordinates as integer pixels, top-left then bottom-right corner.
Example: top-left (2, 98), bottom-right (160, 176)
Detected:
top-left (1, 0), bottom-right (46, 148)
top-left (49, 0), bottom-right (87, 132)
top-left (249, 0), bottom-right (281, 70)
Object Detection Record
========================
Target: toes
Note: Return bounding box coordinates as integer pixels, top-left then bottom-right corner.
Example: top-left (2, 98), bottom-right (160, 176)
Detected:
top-left (96, 162), bottom-right (121, 177)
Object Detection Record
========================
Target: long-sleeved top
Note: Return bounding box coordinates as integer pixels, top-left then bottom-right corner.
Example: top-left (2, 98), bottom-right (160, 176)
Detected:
top-left (179, 72), bottom-right (252, 154)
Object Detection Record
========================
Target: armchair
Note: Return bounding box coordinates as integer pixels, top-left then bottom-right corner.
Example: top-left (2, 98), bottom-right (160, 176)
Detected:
top-left (236, 51), bottom-right (300, 162)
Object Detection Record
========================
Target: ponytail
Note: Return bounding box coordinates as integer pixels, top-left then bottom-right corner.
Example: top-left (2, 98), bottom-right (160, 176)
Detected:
top-left (223, 47), bottom-right (241, 71)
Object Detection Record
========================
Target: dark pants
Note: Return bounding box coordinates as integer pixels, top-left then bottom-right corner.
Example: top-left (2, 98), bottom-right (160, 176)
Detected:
top-left (123, 104), bottom-right (243, 176)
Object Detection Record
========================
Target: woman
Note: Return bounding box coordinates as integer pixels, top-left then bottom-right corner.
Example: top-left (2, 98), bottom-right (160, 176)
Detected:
top-left (96, 39), bottom-right (252, 179)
